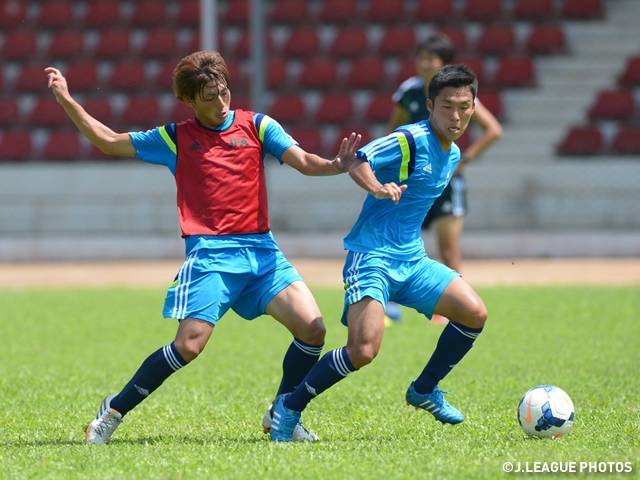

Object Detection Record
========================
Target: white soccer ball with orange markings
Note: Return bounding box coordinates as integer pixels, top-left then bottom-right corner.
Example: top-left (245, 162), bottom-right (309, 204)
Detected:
top-left (517, 385), bottom-right (575, 439)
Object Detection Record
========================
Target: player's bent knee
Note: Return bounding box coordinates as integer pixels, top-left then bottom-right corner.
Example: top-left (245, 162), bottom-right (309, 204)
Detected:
top-left (298, 316), bottom-right (326, 345)
top-left (347, 344), bottom-right (378, 369)
top-left (173, 340), bottom-right (204, 363)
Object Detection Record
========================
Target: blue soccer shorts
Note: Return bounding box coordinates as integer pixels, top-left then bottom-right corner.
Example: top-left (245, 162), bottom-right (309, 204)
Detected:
top-left (341, 250), bottom-right (460, 325)
top-left (163, 247), bottom-right (302, 324)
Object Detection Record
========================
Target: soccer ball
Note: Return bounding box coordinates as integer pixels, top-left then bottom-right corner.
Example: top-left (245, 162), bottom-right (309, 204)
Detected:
top-left (517, 385), bottom-right (575, 439)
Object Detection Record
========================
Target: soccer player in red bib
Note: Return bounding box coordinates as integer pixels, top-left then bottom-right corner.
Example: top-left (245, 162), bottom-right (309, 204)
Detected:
top-left (45, 50), bottom-right (360, 445)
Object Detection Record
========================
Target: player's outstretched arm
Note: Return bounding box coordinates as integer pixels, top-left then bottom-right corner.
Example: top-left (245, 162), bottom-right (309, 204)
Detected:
top-left (281, 132), bottom-right (361, 176)
top-left (349, 158), bottom-right (407, 205)
top-left (45, 67), bottom-right (136, 157)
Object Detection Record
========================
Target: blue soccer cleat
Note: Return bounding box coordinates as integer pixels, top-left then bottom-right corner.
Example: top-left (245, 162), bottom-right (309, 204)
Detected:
top-left (263, 400), bottom-right (318, 442)
top-left (406, 381), bottom-right (464, 425)
top-left (269, 394), bottom-right (318, 442)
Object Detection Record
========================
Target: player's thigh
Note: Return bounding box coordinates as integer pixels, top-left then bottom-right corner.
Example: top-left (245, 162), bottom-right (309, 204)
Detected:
top-left (433, 276), bottom-right (487, 328)
top-left (394, 256), bottom-right (459, 320)
top-left (163, 249), bottom-right (245, 324)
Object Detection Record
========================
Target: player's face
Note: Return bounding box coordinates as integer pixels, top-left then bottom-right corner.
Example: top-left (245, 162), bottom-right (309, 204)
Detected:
top-left (187, 80), bottom-right (231, 128)
top-left (416, 51), bottom-right (445, 83)
top-left (426, 86), bottom-right (475, 149)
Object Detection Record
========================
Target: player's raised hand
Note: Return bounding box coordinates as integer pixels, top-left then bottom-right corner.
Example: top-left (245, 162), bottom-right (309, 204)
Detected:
top-left (374, 182), bottom-right (408, 205)
top-left (332, 132), bottom-right (361, 173)
top-left (45, 67), bottom-right (72, 104)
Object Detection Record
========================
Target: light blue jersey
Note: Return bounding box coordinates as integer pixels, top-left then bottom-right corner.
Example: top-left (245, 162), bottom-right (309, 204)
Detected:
top-left (128, 111), bottom-right (297, 256)
top-left (344, 120), bottom-right (461, 261)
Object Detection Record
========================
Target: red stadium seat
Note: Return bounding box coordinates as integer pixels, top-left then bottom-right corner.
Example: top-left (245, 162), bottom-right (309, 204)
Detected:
top-left (560, 0), bottom-right (603, 19)
top-left (363, 93), bottom-right (394, 123)
top-left (15, 64), bottom-right (50, 93)
top-left (436, 26), bottom-right (467, 52)
top-left (36, 1), bottom-right (75, 29)
top-left (298, 58), bottom-right (338, 90)
top-left (266, 58), bottom-right (289, 90)
top-left (140, 30), bottom-right (180, 58)
top-left (223, 0), bottom-right (248, 25)
top-left (282, 29), bottom-right (320, 58)
top-left (130, 1), bottom-right (167, 28)
top-left (345, 58), bottom-right (386, 90)
top-left (232, 95), bottom-right (251, 111)
top-left (225, 60), bottom-right (248, 91)
top-left (512, 0), bottom-right (554, 21)
top-left (152, 60), bottom-right (176, 91)
top-left (167, 100), bottom-right (194, 124)
top-left (0, 132), bottom-right (32, 161)
top-left (269, 0), bottom-right (310, 25)
top-left (1, 31), bottom-right (37, 61)
top-left (47, 31), bottom-right (85, 59)
top-left (287, 128), bottom-right (323, 153)
top-left (462, 0), bottom-right (504, 22)
top-left (107, 62), bottom-right (147, 91)
top-left (329, 28), bottom-right (369, 59)
top-left (557, 126), bottom-right (603, 156)
top-left (187, 32), bottom-right (225, 56)
top-left (233, 30), bottom-right (275, 58)
top-left (415, 0), bottom-right (454, 23)
top-left (83, 1), bottom-right (121, 29)
top-left (65, 63), bottom-right (98, 92)
top-left (610, 126), bottom-right (640, 155)
top-left (83, 98), bottom-right (113, 124)
top-left (318, 0), bottom-right (358, 23)
top-left (94, 29), bottom-right (131, 59)
top-left (120, 96), bottom-right (160, 127)
top-left (365, 0), bottom-right (406, 24)
top-left (477, 89), bottom-right (503, 119)
top-left (315, 94), bottom-right (354, 124)
top-left (476, 25), bottom-right (515, 56)
top-left (493, 56), bottom-right (535, 88)
top-left (394, 57), bottom-right (417, 84)
top-left (268, 96), bottom-right (306, 123)
top-left (176, 0), bottom-right (199, 27)
top-left (28, 98), bottom-right (69, 127)
top-left (0, 98), bottom-right (19, 126)
top-left (333, 126), bottom-right (372, 152)
top-left (377, 27), bottom-right (416, 57)
top-left (588, 90), bottom-right (635, 121)
top-left (618, 57), bottom-right (640, 87)
top-left (525, 25), bottom-right (567, 55)
top-left (0, 1), bottom-right (27, 30)
top-left (42, 131), bottom-right (82, 160)
top-left (454, 56), bottom-right (485, 84)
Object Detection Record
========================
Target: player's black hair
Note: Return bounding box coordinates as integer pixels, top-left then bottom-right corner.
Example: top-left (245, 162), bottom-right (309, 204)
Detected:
top-left (416, 33), bottom-right (456, 65)
top-left (173, 50), bottom-right (230, 103)
top-left (428, 64), bottom-right (478, 103)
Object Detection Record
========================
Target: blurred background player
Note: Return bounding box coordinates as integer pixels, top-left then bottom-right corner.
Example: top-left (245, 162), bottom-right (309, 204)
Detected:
top-left (46, 50), bottom-right (360, 445)
top-left (386, 33), bottom-right (503, 325)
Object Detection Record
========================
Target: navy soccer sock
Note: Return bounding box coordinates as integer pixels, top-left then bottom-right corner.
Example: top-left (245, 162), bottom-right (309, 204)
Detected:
top-left (110, 342), bottom-right (187, 416)
top-left (284, 347), bottom-right (356, 412)
top-left (413, 322), bottom-right (483, 395)
top-left (276, 338), bottom-right (324, 397)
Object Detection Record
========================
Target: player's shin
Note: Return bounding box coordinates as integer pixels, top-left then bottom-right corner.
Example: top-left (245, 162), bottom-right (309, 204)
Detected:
top-left (285, 347), bottom-right (357, 412)
top-left (110, 342), bottom-right (188, 416)
top-left (413, 321), bottom-right (483, 394)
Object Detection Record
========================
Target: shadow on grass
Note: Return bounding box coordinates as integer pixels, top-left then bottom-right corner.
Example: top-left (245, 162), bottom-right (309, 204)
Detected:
top-left (1, 434), bottom-right (268, 448)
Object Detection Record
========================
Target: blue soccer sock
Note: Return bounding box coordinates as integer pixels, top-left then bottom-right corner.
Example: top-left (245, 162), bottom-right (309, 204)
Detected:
top-left (284, 347), bottom-right (356, 412)
top-left (276, 338), bottom-right (324, 397)
top-left (110, 342), bottom-right (187, 416)
top-left (413, 322), bottom-right (483, 395)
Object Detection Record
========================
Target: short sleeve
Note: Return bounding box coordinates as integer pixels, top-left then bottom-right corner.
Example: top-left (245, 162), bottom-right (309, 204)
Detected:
top-left (129, 124), bottom-right (178, 175)
top-left (254, 113), bottom-right (298, 163)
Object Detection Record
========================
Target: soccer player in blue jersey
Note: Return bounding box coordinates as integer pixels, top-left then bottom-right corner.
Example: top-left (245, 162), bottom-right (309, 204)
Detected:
top-left (270, 64), bottom-right (488, 442)
top-left (386, 33), bottom-right (502, 325)
top-left (45, 50), bottom-right (360, 445)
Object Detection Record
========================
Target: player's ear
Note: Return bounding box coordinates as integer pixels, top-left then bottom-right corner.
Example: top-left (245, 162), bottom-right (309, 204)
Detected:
top-left (426, 98), bottom-right (434, 115)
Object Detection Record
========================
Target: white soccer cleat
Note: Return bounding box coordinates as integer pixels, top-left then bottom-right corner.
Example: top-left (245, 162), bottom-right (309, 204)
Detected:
top-left (86, 394), bottom-right (123, 445)
top-left (262, 402), bottom-right (319, 442)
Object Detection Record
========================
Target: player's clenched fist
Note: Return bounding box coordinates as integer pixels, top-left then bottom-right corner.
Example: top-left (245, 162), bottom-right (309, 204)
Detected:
top-left (374, 183), bottom-right (408, 205)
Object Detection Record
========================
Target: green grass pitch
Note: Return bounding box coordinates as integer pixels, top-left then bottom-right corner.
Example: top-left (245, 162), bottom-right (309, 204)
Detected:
top-left (1, 285), bottom-right (639, 479)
